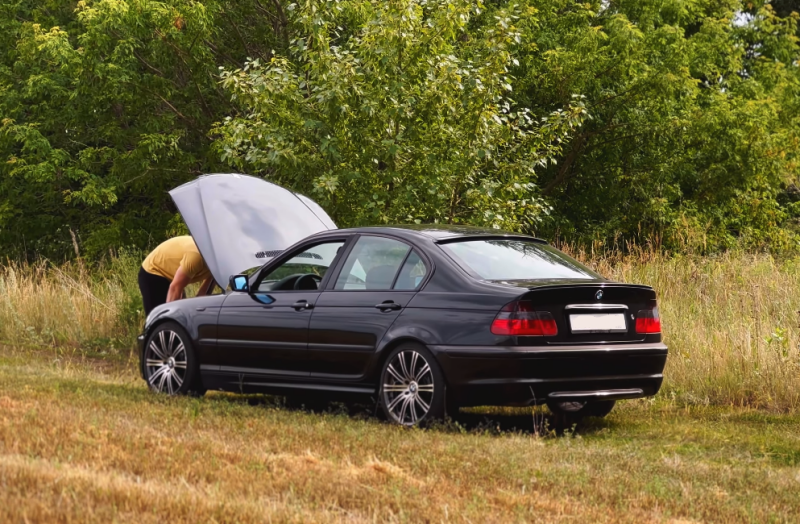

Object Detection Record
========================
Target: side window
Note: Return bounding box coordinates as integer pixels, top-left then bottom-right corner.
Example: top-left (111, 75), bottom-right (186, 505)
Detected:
top-left (334, 237), bottom-right (410, 290)
top-left (393, 250), bottom-right (428, 290)
top-left (256, 241), bottom-right (345, 292)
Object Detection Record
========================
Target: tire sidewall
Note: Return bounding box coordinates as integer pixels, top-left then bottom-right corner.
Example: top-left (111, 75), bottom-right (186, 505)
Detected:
top-left (143, 321), bottom-right (201, 396)
top-left (379, 343), bottom-right (446, 426)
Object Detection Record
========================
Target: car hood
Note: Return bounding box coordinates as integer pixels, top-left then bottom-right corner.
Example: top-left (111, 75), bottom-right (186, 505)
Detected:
top-left (169, 174), bottom-right (336, 286)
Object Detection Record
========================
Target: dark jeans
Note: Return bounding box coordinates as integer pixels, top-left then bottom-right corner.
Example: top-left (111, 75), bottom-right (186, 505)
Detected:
top-left (138, 266), bottom-right (172, 316)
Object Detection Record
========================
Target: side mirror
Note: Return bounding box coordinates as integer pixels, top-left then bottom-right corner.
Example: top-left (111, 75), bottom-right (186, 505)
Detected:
top-left (229, 274), bottom-right (249, 292)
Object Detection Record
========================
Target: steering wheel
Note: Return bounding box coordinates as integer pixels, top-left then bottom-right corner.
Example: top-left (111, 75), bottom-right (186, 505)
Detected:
top-left (294, 273), bottom-right (322, 290)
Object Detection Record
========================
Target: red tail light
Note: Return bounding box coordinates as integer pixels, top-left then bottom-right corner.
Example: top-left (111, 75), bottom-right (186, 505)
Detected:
top-left (491, 301), bottom-right (558, 336)
top-left (635, 307), bottom-right (661, 334)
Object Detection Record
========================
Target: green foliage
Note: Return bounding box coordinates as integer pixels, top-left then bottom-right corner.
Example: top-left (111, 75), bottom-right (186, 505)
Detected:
top-left (213, 0), bottom-right (587, 231)
top-left (0, 0), bottom-right (283, 259)
top-left (1, 0), bottom-right (799, 257)
top-left (517, 0), bottom-right (800, 252)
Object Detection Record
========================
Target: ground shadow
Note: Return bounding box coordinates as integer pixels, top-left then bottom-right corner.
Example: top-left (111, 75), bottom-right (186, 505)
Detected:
top-left (208, 392), bottom-right (616, 437)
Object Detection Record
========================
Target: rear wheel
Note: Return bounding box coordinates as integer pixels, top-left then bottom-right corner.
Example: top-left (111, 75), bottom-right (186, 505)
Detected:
top-left (546, 399), bottom-right (616, 429)
top-left (143, 322), bottom-right (204, 396)
top-left (379, 344), bottom-right (445, 426)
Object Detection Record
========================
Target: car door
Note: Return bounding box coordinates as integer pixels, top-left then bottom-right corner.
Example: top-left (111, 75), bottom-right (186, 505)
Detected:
top-left (307, 235), bottom-right (430, 378)
top-left (214, 238), bottom-right (349, 380)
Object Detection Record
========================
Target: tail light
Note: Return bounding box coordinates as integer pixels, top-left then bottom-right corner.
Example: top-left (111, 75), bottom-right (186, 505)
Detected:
top-left (491, 300), bottom-right (558, 336)
top-left (635, 307), bottom-right (661, 334)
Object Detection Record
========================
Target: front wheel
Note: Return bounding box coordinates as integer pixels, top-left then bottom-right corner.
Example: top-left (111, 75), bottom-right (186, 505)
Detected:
top-left (379, 344), bottom-right (445, 426)
top-left (142, 322), bottom-right (203, 396)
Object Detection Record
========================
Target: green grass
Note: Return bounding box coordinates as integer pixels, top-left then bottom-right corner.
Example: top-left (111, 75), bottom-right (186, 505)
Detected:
top-left (2, 346), bottom-right (799, 523)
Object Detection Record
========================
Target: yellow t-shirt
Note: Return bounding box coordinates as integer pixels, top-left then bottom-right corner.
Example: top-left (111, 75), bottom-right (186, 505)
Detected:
top-left (142, 236), bottom-right (211, 283)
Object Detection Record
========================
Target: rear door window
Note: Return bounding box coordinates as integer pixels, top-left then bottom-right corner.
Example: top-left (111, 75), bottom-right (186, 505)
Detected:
top-left (393, 250), bottom-right (428, 290)
top-left (440, 239), bottom-right (599, 281)
top-left (334, 236), bottom-right (411, 290)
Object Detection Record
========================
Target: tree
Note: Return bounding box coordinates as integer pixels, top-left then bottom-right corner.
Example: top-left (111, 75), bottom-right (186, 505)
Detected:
top-left (0, 0), bottom-right (283, 258)
top-left (515, 0), bottom-right (800, 252)
top-left (213, 0), bottom-right (586, 231)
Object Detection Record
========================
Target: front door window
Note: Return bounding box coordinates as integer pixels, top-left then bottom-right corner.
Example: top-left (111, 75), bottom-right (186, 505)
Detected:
top-left (257, 241), bottom-right (345, 292)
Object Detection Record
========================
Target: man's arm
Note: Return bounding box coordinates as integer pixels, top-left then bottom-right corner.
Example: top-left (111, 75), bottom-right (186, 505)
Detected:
top-left (166, 266), bottom-right (193, 303)
top-left (197, 277), bottom-right (214, 297)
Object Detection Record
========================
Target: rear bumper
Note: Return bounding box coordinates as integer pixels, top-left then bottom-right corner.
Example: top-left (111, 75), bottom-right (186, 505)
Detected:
top-left (431, 342), bottom-right (667, 407)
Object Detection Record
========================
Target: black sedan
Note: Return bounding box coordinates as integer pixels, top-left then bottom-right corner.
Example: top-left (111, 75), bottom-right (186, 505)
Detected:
top-left (139, 175), bottom-right (667, 426)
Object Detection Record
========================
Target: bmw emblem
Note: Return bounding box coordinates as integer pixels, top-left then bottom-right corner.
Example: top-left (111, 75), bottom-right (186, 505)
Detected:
top-left (595, 290), bottom-right (604, 300)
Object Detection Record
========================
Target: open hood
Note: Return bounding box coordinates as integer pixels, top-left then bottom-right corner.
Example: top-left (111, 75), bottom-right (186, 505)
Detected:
top-left (169, 174), bottom-right (336, 286)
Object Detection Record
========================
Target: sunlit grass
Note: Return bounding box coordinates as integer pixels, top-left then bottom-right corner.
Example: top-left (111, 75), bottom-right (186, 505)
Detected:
top-left (3, 249), bottom-right (800, 410)
top-left (1, 349), bottom-right (799, 523)
top-left (566, 248), bottom-right (800, 411)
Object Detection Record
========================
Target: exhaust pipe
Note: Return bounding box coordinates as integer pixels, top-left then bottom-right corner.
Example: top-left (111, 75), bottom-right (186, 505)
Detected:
top-left (547, 388), bottom-right (645, 402)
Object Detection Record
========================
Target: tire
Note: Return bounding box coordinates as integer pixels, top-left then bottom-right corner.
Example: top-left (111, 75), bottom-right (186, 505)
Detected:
top-left (379, 343), bottom-right (445, 427)
top-left (142, 322), bottom-right (204, 396)
top-left (582, 400), bottom-right (616, 418)
top-left (546, 399), bottom-right (617, 429)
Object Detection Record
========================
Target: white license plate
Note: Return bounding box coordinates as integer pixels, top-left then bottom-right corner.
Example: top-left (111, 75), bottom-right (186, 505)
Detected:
top-left (569, 313), bottom-right (627, 333)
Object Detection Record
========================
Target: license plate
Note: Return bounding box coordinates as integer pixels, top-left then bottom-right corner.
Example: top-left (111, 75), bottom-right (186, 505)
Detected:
top-left (569, 313), bottom-right (627, 333)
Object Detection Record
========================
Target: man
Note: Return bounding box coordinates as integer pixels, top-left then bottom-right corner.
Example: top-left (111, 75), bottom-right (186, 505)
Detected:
top-left (138, 236), bottom-right (214, 316)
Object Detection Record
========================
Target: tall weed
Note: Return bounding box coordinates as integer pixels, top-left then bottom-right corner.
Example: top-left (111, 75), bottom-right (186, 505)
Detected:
top-left (566, 246), bottom-right (800, 411)
top-left (2, 250), bottom-right (800, 410)
top-left (0, 253), bottom-right (143, 356)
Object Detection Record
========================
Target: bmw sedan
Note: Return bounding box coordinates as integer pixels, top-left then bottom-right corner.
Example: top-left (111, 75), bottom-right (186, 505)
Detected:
top-left (139, 174), bottom-right (667, 426)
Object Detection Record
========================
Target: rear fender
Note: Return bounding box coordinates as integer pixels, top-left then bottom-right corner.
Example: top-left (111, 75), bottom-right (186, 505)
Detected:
top-left (367, 325), bottom-right (443, 382)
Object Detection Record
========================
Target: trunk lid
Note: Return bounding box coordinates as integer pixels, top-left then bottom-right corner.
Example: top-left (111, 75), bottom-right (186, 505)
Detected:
top-left (506, 282), bottom-right (658, 345)
top-left (169, 174), bottom-right (336, 286)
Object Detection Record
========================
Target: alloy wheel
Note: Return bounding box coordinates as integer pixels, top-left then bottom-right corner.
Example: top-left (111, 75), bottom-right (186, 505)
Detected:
top-left (382, 350), bottom-right (435, 426)
top-left (144, 330), bottom-right (187, 395)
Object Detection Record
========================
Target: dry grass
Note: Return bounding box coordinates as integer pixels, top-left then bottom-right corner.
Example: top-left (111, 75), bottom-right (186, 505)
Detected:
top-left (2, 249), bottom-right (800, 411)
top-left (0, 254), bottom-right (143, 356)
top-left (569, 249), bottom-right (800, 411)
top-left (1, 348), bottom-right (799, 523)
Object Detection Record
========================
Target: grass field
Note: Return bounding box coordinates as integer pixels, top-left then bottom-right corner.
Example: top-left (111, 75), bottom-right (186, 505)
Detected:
top-left (2, 251), bottom-right (800, 522)
top-left (2, 345), bottom-right (800, 523)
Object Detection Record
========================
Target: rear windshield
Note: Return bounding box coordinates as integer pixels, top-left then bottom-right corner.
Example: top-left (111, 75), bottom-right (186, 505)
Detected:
top-left (440, 239), bottom-right (599, 281)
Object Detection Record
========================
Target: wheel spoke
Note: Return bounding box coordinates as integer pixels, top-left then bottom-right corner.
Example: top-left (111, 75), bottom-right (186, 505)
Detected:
top-left (415, 393), bottom-right (430, 412)
top-left (408, 397), bottom-right (419, 424)
top-left (172, 343), bottom-right (186, 359)
top-left (147, 365), bottom-right (169, 387)
top-left (415, 363), bottom-right (431, 382)
top-left (173, 360), bottom-right (187, 369)
top-left (409, 352), bottom-right (419, 379)
top-left (382, 384), bottom-right (407, 392)
top-left (398, 395), bottom-right (412, 424)
top-left (149, 341), bottom-right (168, 361)
top-left (168, 331), bottom-right (177, 356)
top-left (156, 367), bottom-right (171, 392)
top-left (158, 332), bottom-right (167, 357)
top-left (165, 371), bottom-right (174, 395)
top-left (416, 384), bottom-right (434, 393)
top-left (386, 364), bottom-right (405, 384)
top-left (398, 351), bottom-right (411, 380)
top-left (171, 370), bottom-right (183, 387)
top-left (386, 392), bottom-right (406, 411)
top-left (146, 358), bottom-right (164, 368)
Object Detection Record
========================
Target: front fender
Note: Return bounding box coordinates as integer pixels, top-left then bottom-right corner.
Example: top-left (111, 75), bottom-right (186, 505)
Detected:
top-left (138, 294), bottom-right (225, 377)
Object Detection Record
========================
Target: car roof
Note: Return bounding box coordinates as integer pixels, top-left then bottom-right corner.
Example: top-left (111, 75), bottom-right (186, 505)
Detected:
top-left (312, 224), bottom-right (548, 244)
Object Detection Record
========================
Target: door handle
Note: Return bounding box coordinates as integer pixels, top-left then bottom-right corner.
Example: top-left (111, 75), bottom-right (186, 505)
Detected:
top-left (375, 301), bottom-right (402, 311)
top-left (292, 300), bottom-right (314, 310)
